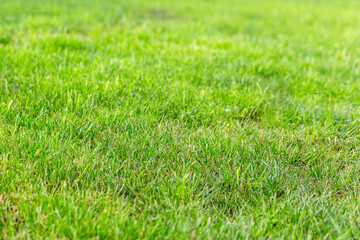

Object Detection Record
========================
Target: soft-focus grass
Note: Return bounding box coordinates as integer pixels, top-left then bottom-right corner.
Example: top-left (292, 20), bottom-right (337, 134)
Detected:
top-left (1, 0), bottom-right (360, 238)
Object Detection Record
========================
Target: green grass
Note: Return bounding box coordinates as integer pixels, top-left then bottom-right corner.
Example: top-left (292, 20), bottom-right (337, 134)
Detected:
top-left (1, 0), bottom-right (360, 238)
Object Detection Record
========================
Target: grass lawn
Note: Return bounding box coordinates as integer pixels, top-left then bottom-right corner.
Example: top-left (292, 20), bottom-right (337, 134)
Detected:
top-left (1, 0), bottom-right (360, 238)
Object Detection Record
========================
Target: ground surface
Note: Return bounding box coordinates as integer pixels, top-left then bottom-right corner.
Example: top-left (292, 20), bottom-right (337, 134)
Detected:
top-left (1, 0), bottom-right (360, 238)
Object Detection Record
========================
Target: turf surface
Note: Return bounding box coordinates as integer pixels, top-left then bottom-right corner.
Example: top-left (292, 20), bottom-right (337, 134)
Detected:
top-left (1, 0), bottom-right (360, 238)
